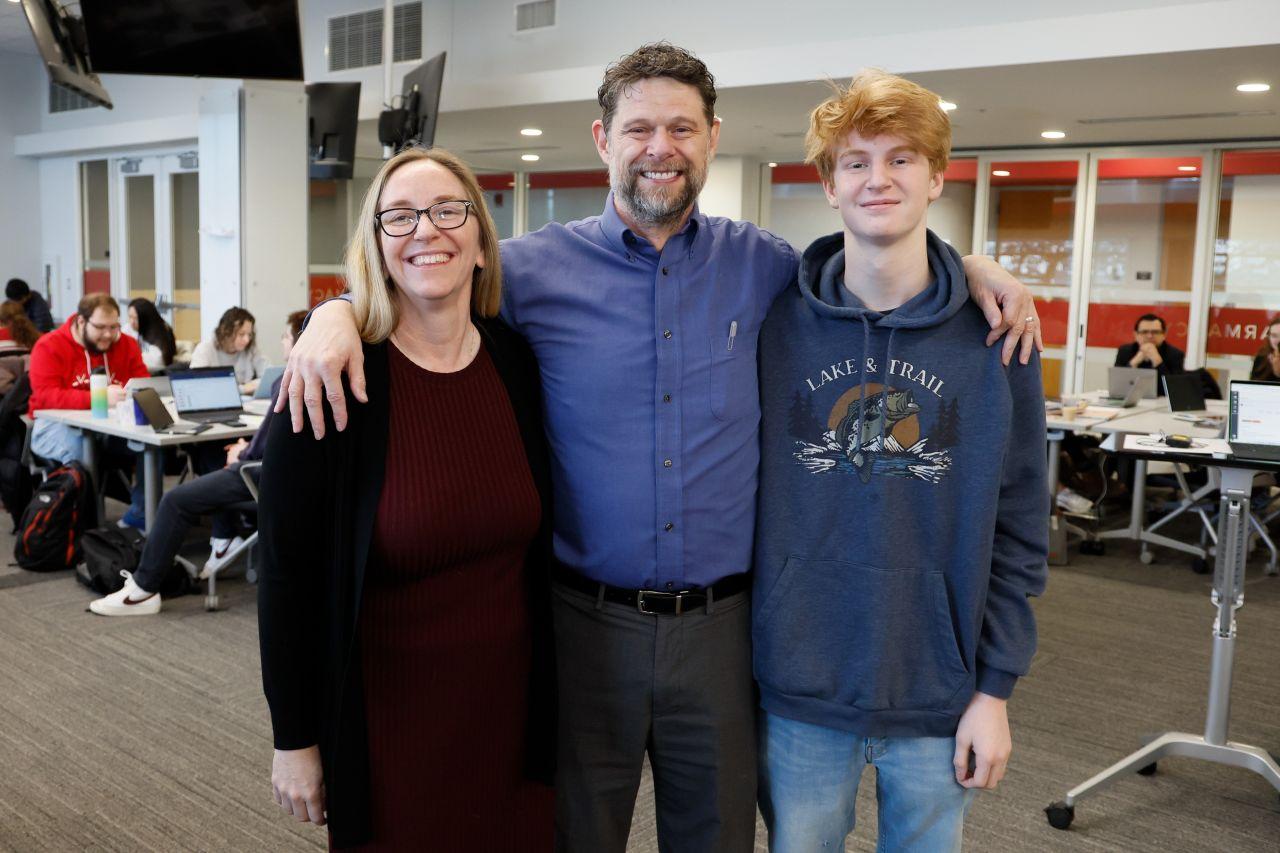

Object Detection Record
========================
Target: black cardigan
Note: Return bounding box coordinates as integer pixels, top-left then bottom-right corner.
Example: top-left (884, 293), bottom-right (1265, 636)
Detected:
top-left (257, 317), bottom-right (556, 848)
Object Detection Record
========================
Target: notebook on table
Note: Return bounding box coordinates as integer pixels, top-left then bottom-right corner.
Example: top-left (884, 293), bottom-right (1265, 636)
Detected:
top-left (168, 366), bottom-right (245, 425)
top-left (1227, 380), bottom-right (1280, 462)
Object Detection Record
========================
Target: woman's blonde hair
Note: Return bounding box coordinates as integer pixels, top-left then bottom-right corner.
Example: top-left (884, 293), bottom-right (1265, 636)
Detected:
top-left (346, 147), bottom-right (503, 343)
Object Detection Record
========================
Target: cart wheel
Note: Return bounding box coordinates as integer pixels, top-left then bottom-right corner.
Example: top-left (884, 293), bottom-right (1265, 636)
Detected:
top-left (1137, 762), bottom-right (1157, 776)
top-left (1044, 801), bottom-right (1074, 830)
top-left (1191, 557), bottom-right (1210, 575)
top-left (1139, 549), bottom-right (1154, 565)
top-left (1080, 539), bottom-right (1105, 556)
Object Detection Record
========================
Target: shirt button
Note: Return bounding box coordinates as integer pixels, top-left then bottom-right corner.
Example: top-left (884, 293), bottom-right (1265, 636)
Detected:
top-left (663, 329), bottom-right (672, 339)
top-left (663, 394), bottom-right (671, 403)
top-left (663, 459), bottom-right (672, 468)
top-left (662, 267), bottom-right (669, 275)
top-left (664, 522), bottom-right (674, 531)
top-left (665, 582), bottom-right (674, 589)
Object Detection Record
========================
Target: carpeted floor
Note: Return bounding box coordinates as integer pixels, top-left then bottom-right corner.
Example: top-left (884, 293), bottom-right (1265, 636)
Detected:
top-left (0, 501), bottom-right (1277, 852)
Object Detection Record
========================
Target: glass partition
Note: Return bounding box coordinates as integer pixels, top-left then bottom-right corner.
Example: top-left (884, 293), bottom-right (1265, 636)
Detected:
top-left (477, 172), bottom-right (516, 240)
top-left (527, 171), bottom-right (609, 231)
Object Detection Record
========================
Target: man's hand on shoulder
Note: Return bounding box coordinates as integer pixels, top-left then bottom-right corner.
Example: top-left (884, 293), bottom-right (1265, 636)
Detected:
top-left (275, 299), bottom-right (365, 439)
top-left (961, 255), bottom-right (1043, 367)
top-left (954, 691), bottom-right (1011, 791)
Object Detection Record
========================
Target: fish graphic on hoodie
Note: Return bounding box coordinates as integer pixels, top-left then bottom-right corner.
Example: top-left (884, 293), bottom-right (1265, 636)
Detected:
top-left (753, 230), bottom-right (1049, 738)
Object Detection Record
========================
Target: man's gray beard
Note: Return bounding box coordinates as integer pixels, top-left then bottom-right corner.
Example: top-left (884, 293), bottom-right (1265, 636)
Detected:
top-left (614, 163), bottom-right (705, 228)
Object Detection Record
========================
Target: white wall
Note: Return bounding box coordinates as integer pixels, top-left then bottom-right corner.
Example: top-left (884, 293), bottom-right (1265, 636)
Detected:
top-left (1091, 180), bottom-right (1164, 289)
top-left (0, 53), bottom-right (44, 295)
top-left (698, 156), bottom-right (760, 222)
top-left (1223, 174), bottom-right (1280, 294)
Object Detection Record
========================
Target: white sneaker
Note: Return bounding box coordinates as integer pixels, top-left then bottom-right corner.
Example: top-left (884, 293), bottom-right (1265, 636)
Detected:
top-left (89, 571), bottom-right (161, 616)
top-left (201, 536), bottom-right (246, 579)
top-left (1056, 487), bottom-right (1093, 515)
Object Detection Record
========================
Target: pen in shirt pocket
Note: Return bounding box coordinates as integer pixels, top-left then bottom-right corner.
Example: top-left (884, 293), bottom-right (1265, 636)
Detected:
top-left (727, 320), bottom-right (738, 352)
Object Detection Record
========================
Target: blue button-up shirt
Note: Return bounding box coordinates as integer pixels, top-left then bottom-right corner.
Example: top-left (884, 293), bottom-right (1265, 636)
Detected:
top-left (501, 195), bottom-right (798, 588)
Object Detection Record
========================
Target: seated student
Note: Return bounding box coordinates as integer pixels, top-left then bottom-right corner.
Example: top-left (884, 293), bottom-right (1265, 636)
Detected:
top-left (88, 310), bottom-right (306, 616)
top-left (5, 278), bottom-right (55, 333)
top-left (1114, 313), bottom-right (1185, 395)
top-left (1252, 314), bottom-right (1280, 382)
top-left (127, 298), bottom-right (177, 373)
top-left (753, 71), bottom-right (1048, 851)
top-left (190, 307), bottom-right (268, 394)
top-left (0, 301), bottom-right (42, 354)
top-left (28, 293), bottom-right (150, 463)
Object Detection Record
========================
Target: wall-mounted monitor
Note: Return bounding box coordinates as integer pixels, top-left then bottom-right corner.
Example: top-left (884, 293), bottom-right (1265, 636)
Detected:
top-left (307, 83), bottom-right (361, 180)
top-left (401, 52), bottom-right (446, 149)
top-left (78, 0), bottom-right (304, 81)
top-left (21, 0), bottom-right (112, 108)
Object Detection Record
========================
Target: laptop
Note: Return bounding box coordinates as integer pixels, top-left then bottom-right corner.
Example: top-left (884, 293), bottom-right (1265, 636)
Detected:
top-left (1163, 373), bottom-right (1206, 413)
top-left (254, 365), bottom-right (285, 399)
top-left (1097, 379), bottom-right (1145, 409)
top-left (1103, 366), bottom-right (1158, 404)
top-left (1227, 380), bottom-right (1280, 462)
top-left (125, 375), bottom-right (172, 397)
top-left (132, 387), bottom-right (210, 435)
top-left (168, 366), bottom-right (246, 425)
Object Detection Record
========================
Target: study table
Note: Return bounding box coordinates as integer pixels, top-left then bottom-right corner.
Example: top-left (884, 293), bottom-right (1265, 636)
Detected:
top-left (33, 405), bottom-right (262, 532)
top-left (1046, 443), bottom-right (1280, 830)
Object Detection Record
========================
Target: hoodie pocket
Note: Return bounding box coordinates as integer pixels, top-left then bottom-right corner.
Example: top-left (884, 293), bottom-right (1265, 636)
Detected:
top-left (709, 333), bottom-right (757, 422)
top-left (754, 556), bottom-right (970, 711)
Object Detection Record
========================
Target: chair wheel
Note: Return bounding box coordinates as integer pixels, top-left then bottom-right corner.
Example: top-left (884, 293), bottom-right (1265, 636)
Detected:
top-left (1191, 557), bottom-right (1210, 574)
top-left (246, 568), bottom-right (258, 584)
top-left (205, 595), bottom-right (219, 611)
top-left (1139, 549), bottom-right (1154, 565)
top-left (1044, 801), bottom-right (1074, 830)
top-left (1137, 762), bottom-right (1157, 776)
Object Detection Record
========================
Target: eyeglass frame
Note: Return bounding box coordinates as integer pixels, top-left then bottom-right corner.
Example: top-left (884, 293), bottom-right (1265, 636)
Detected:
top-left (374, 200), bottom-right (475, 237)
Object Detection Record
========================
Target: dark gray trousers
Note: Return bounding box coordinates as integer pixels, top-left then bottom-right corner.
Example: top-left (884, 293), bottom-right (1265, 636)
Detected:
top-left (551, 581), bottom-right (757, 853)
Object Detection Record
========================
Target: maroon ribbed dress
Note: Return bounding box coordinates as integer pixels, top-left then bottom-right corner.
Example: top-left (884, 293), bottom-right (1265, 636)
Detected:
top-left (346, 342), bottom-right (553, 852)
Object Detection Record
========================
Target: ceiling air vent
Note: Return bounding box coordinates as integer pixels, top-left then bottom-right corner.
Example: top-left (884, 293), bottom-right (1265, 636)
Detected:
top-left (516, 0), bottom-right (556, 32)
top-left (328, 2), bottom-right (423, 72)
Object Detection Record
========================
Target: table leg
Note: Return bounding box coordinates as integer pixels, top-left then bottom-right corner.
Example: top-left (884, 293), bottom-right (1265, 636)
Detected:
top-left (142, 446), bottom-right (163, 533)
top-left (80, 431), bottom-right (105, 525)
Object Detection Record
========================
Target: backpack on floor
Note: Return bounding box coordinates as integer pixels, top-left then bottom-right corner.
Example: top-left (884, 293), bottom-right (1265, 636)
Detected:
top-left (75, 526), bottom-right (193, 597)
top-left (76, 526), bottom-right (146, 594)
top-left (13, 461), bottom-right (97, 573)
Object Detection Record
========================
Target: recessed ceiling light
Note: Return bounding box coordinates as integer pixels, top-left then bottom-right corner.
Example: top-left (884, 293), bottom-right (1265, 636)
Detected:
top-left (992, 170), bottom-right (1011, 177)
top-left (520, 128), bottom-right (543, 136)
top-left (938, 100), bottom-right (957, 112)
top-left (1177, 165), bottom-right (1198, 172)
top-left (1236, 82), bottom-right (1271, 93)
top-left (1041, 130), bottom-right (1066, 140)
top-left (768, 162), bottom-right (777, 168)
top-left (521, 154), bottom-right (540, 162)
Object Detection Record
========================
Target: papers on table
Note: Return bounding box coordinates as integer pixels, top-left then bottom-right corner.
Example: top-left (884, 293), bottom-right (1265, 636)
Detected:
top-left (1123, 434), bottom-right (1233, 456)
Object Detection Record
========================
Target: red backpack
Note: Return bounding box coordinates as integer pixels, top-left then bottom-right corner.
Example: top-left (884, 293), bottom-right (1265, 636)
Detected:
top-left (13, 461), bottom-right (98, 572)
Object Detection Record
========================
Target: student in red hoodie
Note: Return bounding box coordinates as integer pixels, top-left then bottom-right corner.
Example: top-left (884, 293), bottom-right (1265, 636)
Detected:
top-left (28, 293), bottom-right (151, 519)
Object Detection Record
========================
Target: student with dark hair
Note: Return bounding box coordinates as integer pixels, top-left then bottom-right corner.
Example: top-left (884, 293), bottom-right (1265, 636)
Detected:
top-left (1115, 313), bottom-right (1185, 395)
top-left (191, 307), bottom-right (268, 393)
top-left (5, 278), bottom-right (55, 333)
top-left (0, 301), bottom-right (42, 351)
top-left (1252, 314), bottom-right (1280, 382)
top-left (127, 298), bottom-right (177, 371)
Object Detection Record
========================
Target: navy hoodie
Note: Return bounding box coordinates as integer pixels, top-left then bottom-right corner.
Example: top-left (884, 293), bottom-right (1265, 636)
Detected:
top-left (753, 230), bottom-right (1049, 737)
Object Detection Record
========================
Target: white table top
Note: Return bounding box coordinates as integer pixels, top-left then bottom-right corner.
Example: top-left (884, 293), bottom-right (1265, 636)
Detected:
top-left (1046, 393), bottom-right (1225, 439)
top-left (34, 406), bottom-right (262, 446)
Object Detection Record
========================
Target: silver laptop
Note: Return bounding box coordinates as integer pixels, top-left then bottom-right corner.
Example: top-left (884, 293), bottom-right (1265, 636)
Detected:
top-left (168, 366), bottom-right (246, 425)
top-left (125, 375), bottom-right (172, 397)
top-left (1227, 380), bottom-right (1280, 462)
top-left (254, 365), bottom-right (285, 399)
top-left (1104, 366), bottom-right (1158, 404)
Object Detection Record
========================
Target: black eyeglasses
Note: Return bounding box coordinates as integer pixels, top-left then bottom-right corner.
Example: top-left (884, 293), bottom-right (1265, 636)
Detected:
top-left (375, 200), bottom-right (474, 237)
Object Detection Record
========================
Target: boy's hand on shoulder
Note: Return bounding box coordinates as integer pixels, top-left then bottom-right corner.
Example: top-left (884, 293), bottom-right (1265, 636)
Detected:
top-left (954, 692), bottom-right (1011, 790)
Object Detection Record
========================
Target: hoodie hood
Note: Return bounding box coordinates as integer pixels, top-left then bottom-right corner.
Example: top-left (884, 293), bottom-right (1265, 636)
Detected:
top-left (799, 229), bottom-right (969, 329)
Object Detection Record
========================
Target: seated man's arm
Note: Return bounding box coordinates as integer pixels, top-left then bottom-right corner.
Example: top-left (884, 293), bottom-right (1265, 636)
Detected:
top-left (274, 299), bottom-right (364, 439)
top-left (961, 255), bottom-right (1043, 366)
top-left (28, 355), bottom-right (89, 411)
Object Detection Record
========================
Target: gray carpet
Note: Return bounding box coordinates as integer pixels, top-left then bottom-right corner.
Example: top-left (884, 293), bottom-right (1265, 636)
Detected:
top-left (1, 508), bottom-right (1278, 851)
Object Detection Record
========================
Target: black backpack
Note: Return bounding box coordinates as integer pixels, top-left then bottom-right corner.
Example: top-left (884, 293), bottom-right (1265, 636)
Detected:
top-left (76, 525), bottom-right (192, 597)
top-left (13, 460), bottom-right (97, 572)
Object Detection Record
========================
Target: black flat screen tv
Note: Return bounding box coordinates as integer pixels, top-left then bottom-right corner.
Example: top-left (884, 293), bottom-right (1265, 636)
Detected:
top-left (307, 83), bottom-right (361, 180)
top-left (21, 0), bottom-right (112, 108)
top-left (400, 52), bottom-right (446, 149)
top-left (79, 0), bottom-right (304, 81)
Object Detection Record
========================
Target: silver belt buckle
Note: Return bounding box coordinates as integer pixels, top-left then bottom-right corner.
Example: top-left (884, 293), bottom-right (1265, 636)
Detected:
top-left (637, 589), bottom-right (684, 615)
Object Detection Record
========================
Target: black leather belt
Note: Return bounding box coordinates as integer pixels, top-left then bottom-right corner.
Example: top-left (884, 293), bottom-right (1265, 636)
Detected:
top-left (554, 567), bottom-right (749, 615)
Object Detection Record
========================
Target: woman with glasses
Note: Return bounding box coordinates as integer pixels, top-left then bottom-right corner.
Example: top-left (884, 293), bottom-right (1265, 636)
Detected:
top-left (258, 147), bottom-right (554, 851)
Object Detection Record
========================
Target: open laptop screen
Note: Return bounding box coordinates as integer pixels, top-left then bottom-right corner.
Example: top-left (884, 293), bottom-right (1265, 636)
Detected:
top-left (170, 367), bottom-right (242, 414)
top-left (1229, 380), bottom-right (1280, 446)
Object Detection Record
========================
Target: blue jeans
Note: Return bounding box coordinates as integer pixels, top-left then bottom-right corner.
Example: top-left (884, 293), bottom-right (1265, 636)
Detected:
top-left (30, 420), bottom-right (146, 520)
top-left (759, 712), bottom-right (974, 853)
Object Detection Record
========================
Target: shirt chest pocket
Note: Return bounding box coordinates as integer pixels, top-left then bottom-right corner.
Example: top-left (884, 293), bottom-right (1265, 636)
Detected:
top-left (708, 328), bottom-right (758, 422)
